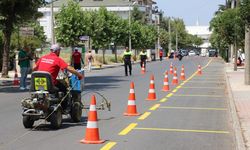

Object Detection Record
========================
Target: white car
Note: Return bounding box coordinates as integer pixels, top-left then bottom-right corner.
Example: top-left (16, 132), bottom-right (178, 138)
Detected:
top-left (188, 51), bottom-right (196, 56)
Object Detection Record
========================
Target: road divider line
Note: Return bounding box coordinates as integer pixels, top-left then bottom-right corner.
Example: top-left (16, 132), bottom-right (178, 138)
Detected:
top-left (159, 106), bottom-right (227, 111)
top-left (166, 93), bottom-right (173, 98)
top-left (160, 98), bottom-right (168, 103)
top-left (180, 83), bottom-right (185, 86)
top-left (149, 104), bottom-right (160, 111)
top-left (176, 85), bottom-right (182, 89)
top-left (174, 94), bottom-right (224, 98)
top-left (119, 123), bottom-right (137, 136)
top-left (172, 89), bottom-right (178, 93)
top-left (181, 87), bottom-right (224, 89)
top-left (138, 112), bottom-right (151, 120)
top-left (187, 81), bottom-right (224, 83)
top-left (134, 127), bottom-right (229, 134)
top-left (100, 142), bottom-right (117, 150)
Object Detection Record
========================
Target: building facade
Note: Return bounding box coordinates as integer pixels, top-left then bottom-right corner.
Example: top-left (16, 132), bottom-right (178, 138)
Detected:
top-left (38, 0), bottom-right (156, 42)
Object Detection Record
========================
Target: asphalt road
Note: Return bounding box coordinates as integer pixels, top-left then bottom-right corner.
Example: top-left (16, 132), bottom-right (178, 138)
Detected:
top-left (0, 56), bottom-right (235, 150)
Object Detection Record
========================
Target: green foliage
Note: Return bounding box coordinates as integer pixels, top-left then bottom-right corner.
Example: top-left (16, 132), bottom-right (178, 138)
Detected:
top-left (131, 6), bottom-right (145, 24)
top-left (55, 0), bottom-right (85, 46)
top-left (210, 8), bottom-right (244, 45)
top-left (240, 0), bottom-right (250, 26)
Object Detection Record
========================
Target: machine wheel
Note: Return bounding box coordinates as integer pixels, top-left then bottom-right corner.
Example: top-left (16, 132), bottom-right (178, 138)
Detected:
top-left (71, 102), bottom-right (82, 122)
top-left (50, 109), bottom-right (62, 129)
top-left (23, 116), bottom-right (34, 128)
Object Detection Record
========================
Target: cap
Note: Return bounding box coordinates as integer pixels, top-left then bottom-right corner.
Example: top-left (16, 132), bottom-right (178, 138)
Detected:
top-left (50, 44), bottom-right (61, 52)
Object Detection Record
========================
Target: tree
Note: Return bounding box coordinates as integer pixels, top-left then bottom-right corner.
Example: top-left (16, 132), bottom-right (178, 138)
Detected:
top-left (55, 0), bottom-right (85, 47)
top-left (0, 0), bottom-right (45, 77)
top-left (240, 0), bottom-right (250, 84)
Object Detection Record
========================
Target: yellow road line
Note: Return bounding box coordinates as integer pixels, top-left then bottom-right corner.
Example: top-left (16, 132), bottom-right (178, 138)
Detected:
top-left (160, 106), bottom-right (227, 111)
top-left (187, 81), bottom-right (223, 83)
top-left (180, 83), bottom-right (185, 86)
top-left (172, 89), bottom-right (178, 93)
top-left (166, 93), bottom-right (173, 98)
top-left (138, 112), bottom-right (151, 120)
top-left (149, 104), bottom-right (161, 111)
top-left (176, 85), bottom-right (182, 89)
top-left (119, 123), bottom-right (137, 135)
top-left (174, 94), bottom-right (224, 98)
top-left (160, 98), bottom-right (168, 103)
top-left (100, 142), bottom-right (117, 150)
top-left (181, 87), bottom-right (223, 89)
top-left (134, 127), bottom-right (229, 134)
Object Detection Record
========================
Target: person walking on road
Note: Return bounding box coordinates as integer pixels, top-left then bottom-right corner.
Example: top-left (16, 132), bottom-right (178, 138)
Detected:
top-left (72, 49), bottom-right (84, 70)
top-left (86, 50), bottom-right (93, 72)
top-left (18, 46), bottom-right (32, 90)
top-left (123, 47), bottom-right (132, 76)
top-left (139, 49), bottom-right (148, 69)
top-left (159, 49), bottom-right (163, 61)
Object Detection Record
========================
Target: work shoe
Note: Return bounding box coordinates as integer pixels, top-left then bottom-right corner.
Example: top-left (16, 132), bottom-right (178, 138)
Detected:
top-left (20, 87), bottom-right (26, 90)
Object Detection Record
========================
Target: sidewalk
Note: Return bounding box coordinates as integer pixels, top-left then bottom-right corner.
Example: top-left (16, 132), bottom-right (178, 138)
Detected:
top-left (225, 63), bottom-right (250, 150)
top-left (0, 63), bottom-right (125, 86)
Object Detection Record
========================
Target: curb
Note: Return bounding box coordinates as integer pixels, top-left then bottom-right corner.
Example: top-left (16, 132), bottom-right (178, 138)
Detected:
top-left (224, 65), bottom-right (246, 150)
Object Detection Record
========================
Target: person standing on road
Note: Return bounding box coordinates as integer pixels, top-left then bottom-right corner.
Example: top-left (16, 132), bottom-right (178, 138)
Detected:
top-left (159, 49), bottom-right (163, 61)
top-left (139, 49), bottom-right (147, 69)
top-left (18, 47), bottom-right (32, 90)
top-left (123, 47), bottom-right (132, 76)
top-left (72, 49), bottom-right (84, 70)
top-left (86, 50), bottom-right (93, 72)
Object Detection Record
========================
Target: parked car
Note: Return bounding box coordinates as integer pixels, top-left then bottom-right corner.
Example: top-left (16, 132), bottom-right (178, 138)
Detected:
top-left (180, 49), bottom-right (188, 56)
top-left (188, 50), bottom-right (196, 56)
top-left (208, 49), bottom-right (217, 57)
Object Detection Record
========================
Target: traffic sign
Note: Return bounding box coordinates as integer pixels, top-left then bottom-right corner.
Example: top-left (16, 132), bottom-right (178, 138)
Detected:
top-left (19, 27), bottom-right (34, 37)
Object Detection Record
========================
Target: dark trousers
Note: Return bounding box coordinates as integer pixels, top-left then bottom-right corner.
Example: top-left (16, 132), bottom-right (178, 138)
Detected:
top-left (74, 63), bottom-right (81, 70)
top-left (140, 60), bottom-right (146, 68)
top-left (124, 61), bottom-right (132, 76)
top-left (55, 80), bottom-right (68, 109)
top-left (160, 56), bottom-right (163, 61)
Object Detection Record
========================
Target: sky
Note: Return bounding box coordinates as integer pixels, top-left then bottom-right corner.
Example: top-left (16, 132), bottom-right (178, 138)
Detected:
top-left (155, 0), bottom-right (225, 26)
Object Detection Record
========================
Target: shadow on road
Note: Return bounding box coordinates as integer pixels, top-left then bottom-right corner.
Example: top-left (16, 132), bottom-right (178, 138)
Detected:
top-left (84, 76), bottom-right (128, 91)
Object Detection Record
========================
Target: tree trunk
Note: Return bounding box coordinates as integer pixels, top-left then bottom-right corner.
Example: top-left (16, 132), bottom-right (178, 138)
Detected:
top-left (102, 49), bottom-right (106, 64)
top-left (1, 24), bottom-right (13, 77)
top-left (234, 42), bottom-right (237, 71)
top-left (245, 26), bottom-right (250, 84)
top-left (114, 45), bottom-right (117, 63)
top-left (230, 44), bottom-right (234, 62)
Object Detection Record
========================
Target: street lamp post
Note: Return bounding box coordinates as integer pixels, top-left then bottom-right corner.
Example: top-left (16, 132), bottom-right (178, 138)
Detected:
top-left (128, 0), bottom-right (137, 51)
top-left (168, 18), bottom-right (172, 53)
top-left (50, 1), bottom-right (55, 45)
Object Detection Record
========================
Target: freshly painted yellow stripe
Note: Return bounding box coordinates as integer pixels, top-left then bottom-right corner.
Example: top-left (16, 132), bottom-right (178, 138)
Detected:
top-left (174, 94), bottom-right (224, 98)
top-left (138, 112), bottom-right (151, 120)
top-left (134, 127), bottom-right (229, 134)
top-left (181, 87), bottom-right (223, 89)
top-left (100, 142), bottom-right (117, 150)
top-left (166, 93), bottom-right (173, 98)
top-left (172, 89), bottom-right (178, 93)
top-left (160, 106), bottom-right (227, 111)
top-left (176, 85), bottom-right (182, 89)
top-left (119, 123), bottom-right (137, 135)
top-left (160, 98), bottom-right (168, 103)
top-left (149, 104), bottom-right (160, 110)
top-left (188, 81), bottom-right (223, 83)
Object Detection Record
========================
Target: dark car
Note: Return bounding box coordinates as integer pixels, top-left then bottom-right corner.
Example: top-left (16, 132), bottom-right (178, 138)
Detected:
top-left (208, 49), bottom-right (217, 57)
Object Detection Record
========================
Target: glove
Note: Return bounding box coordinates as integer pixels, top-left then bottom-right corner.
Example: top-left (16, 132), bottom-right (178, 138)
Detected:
top-left (78, 74), bottom-right (83, 80)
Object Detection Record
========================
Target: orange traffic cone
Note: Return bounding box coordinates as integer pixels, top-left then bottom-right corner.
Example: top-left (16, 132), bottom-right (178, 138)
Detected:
top-left (169, 63), bottom-right (173, 74)
top-left (197, 65), bottom-right (202, 75)
top-left (162, 71), bottom-right (170, 91)
top-left (141, 63), bottom-right (146, 74)
top-left (124, 82), bottom-right (140, 116)
top-left (172, 67), bottom-right (178, 85)
top-left (80, 95), bottom-right (105, 144)
top-left (180, 65), bottom-right (186, 80)
top-left (146, 75), bottom-right (157, 100)
top-left (13, 68), bottom-right (19, 86)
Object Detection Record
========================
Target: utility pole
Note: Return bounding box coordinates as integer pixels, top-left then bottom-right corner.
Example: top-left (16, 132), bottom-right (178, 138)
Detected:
top-left (175, 22), bottom-right (178, 52)
top-left (50, 1), bottom-right (55, 44)
top-left (168, 18), bottom-right (172, 54)
top-left (157, 14), bottom-right (160, 59)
